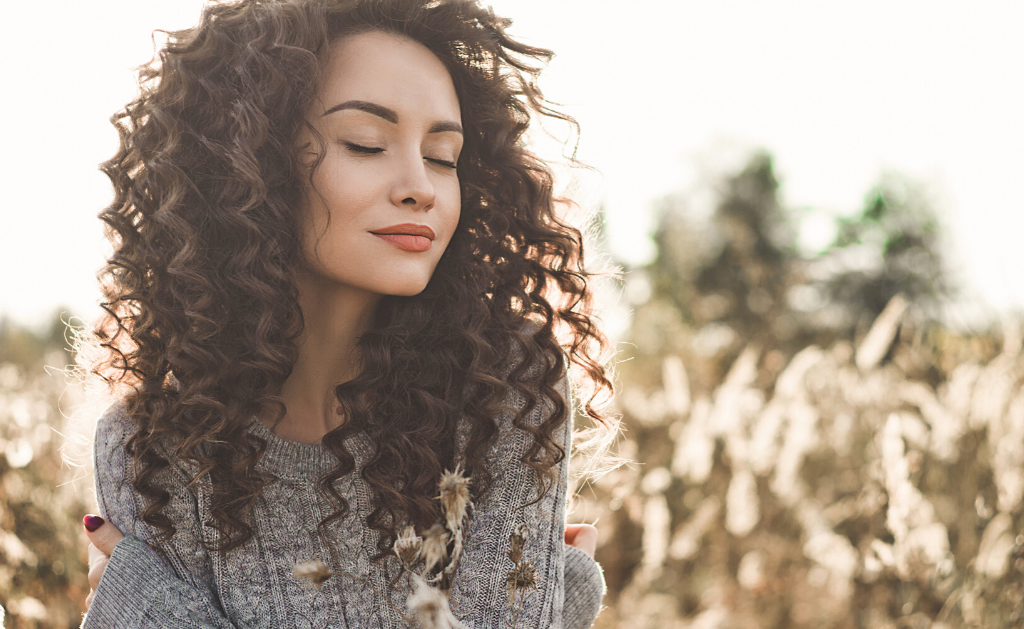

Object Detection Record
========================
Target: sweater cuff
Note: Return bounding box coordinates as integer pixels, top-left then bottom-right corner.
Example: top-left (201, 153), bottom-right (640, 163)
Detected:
top-left (563, 544), bottom-right (606, 629)
top-left (82, 535), bottom-right (168, 628)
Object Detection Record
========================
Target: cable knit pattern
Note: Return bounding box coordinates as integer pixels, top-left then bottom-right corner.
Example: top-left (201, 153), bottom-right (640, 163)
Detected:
top-left (84, 371), bottom-right (604, 629)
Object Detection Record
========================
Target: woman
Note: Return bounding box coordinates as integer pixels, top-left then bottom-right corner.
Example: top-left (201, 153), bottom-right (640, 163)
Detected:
top-left (80, 0), bottom-right (615, 627)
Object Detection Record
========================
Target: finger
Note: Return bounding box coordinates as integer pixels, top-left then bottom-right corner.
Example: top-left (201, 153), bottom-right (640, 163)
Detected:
top-left (88, 553), bottom-right (109, 592)
top-left (87, 542), bottom-right (105, 565)
top-left (83, 515), bottom-right (125, 556)
top-left (564, 523), bottom-right (593, 544)
top-left (565, 523), bottom-right (598, 558)
top-left (86, 588), bottom-right (95, 609)
top-left (88, 543), bottom-right (108, 588)
top-left (564, 523), bottom-right (582, 544)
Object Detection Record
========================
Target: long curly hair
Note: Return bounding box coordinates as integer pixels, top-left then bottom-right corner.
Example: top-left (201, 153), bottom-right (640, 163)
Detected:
top-left (91, 0), bottom-right (615, 559)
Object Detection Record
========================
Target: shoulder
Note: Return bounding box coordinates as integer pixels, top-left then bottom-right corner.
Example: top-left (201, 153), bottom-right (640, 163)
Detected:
top-left (94, 401), bottom-right (138, 455)
top-left (93, 400), bottom-right (196, 484)
top-left (93, 401), bottom-right (149, 536)
top-left (93, 401), bottom-right (200, 544)
top-left (93, 401), bottom-right (144, 488)
top-left (504, 317), bottom-right (558, 369)
top-left (93, 400), bottom-right (141, 486)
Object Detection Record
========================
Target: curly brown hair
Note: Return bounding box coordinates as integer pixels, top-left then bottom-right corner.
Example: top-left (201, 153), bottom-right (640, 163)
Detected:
top-left (92, 0), bottom-right (615, 559)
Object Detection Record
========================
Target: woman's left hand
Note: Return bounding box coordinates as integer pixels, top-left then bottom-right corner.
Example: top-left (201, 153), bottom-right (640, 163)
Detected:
top-left (83, 515), bottom-right (125, 609)
top-left (564, 523), bottom-right (597, 558)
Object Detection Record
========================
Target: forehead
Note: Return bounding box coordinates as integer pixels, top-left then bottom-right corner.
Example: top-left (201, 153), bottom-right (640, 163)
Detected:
top-left (316, 31), bottom-right (461, 123)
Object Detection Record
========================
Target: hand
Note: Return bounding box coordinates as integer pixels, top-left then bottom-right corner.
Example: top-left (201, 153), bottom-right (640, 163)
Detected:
top-left (564, 523), bottom-right (598, 559)
top-left (83, 514), bottom-right (125, 609)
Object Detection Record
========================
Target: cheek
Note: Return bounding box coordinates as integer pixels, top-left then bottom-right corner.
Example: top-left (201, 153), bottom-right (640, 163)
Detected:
top-left (297, 190), bottom-right (358, 266)
top-left (441, 181), bottom-right (462, 232)
top-left (306, 167), bottom-right (376, 232)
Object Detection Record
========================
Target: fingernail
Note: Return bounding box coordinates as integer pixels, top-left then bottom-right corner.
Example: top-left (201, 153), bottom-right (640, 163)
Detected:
top-left (84, 515), bottom-right (105, 532)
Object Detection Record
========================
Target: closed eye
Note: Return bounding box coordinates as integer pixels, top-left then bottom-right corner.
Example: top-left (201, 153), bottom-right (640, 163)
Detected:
top-left (345, 142), bottom-right (456, 170)
top-left (344, 142), bottom-right (383, 154)
top-left (427, 157), bottom-right (458, 170)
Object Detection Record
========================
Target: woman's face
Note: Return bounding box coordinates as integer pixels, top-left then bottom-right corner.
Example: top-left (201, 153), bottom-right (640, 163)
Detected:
top-left (294, 31), bottom-right (463, 298)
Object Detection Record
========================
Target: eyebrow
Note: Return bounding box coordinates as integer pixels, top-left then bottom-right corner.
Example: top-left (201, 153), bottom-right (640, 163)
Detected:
top-left (322, 100), bottom-right (463, 135)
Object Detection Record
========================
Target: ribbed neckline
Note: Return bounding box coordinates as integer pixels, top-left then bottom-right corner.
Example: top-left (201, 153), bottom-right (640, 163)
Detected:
top-left (244, 416), bottom-right (366, 480)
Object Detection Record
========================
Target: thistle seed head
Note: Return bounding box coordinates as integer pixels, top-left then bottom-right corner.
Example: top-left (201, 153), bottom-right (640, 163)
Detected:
top-left (293, 559), bottom-right (334, 591)
top-left (422, 523), bottom-right (451, 574)
top-left (438, 465), bottom-right (472, 533)
top-left (407, 573), bottom-right (447, 629)
top-left (506, 559), bottom-right (539, 605)
top-left (394, 525), bottom-right (423, 568)
top-left (407, 573), bottom-right (469, 629)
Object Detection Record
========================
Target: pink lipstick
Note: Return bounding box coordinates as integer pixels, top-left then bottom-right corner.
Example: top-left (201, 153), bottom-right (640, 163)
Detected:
top-left (370, 223), bottom-right (436, 253)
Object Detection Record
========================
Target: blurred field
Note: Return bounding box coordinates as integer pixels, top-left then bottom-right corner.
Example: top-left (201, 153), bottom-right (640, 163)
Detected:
top-left (0, 325), bottom-right (91, 628)
top-left (578, 298), bottom-right (1024, 628)
top-left (1, 153), bottom-right (1022, 627)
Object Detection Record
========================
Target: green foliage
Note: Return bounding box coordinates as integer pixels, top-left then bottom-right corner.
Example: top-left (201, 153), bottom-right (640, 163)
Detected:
top-left (635, 151), bottom-right (953, 387)
top-left (822, 175), bottom-right (949, 320)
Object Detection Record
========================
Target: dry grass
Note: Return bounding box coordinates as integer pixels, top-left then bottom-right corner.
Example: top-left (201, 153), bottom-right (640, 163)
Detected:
top-left (0, 355), bottom-right (91, 628)
top-left (575, 298), bottom-right (1024, 628)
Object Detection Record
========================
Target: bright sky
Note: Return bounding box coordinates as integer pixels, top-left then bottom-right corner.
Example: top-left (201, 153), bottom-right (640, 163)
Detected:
top-left (2, 0), bottom-right (1022, 328)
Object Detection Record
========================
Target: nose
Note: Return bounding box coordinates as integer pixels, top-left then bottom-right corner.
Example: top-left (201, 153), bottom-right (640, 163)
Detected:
top-left (390, 151), bottom-right (436, 212)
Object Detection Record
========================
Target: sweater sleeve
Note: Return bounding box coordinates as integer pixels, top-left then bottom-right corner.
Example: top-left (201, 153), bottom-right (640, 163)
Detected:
top-left (449, 369), bottom-right (606, 629)
top-left (83, 403), bottom-right (239, 629)
top-left (563, 545), bottom-right (606, 628)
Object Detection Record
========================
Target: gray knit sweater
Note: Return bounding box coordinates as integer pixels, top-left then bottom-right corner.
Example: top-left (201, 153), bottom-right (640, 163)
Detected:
top-left (83, 374), bottom-right (605, 629)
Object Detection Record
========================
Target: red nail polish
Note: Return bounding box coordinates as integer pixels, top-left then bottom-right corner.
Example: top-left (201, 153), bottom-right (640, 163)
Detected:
top-left (84, 515), bottom-right (105, 532)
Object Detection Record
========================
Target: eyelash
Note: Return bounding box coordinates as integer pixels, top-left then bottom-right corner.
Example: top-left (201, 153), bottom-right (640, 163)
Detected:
top-left (344, 142), bottom-right (457, 170)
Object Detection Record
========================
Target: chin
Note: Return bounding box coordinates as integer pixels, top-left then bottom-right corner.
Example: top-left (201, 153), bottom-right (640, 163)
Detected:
top-left (379, 266), bottom-right (439, 297)
top-left (387, 281), bottom-right (431, 297)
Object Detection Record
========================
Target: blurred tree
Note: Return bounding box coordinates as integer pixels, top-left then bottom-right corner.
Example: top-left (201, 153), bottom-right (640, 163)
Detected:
top-left (689, 152), bottom-right (796, 343)
top-left (630, 152), bottom-right (800, 391)
top-left (617, 150), bottom-right (955, 400)
top-left (649, 151), bottom-right (795, 343)
top-left (813, 174), bottom-right (950, 323)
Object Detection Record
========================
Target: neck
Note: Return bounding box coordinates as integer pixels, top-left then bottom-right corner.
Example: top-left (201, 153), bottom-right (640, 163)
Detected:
top-left (266, 269), bottom-right (382, 444)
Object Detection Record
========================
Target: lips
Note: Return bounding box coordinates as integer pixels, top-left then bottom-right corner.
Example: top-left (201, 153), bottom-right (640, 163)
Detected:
top-left (370, 223), bottom-right (436, 253)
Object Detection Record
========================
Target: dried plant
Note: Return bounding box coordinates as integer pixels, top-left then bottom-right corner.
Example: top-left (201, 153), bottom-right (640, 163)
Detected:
top-left (290, 466), bottom-right (473, 627)
top-left (293, 559), bottom-right (334, 591)
top-left (583, 297), bottom-right (1024, 628)
top-left (504, 524), bottom-right (540, 628)
top-left (293, 558), bottom-right (418, 625)
top-left (395, 525), bottom-right (424, 567)
top-left (407, 572), bottom-right (471, 629)
top-left (438, 464), bottom-right (472, 534)
top-left (506, 524), bottom-right (528, 565)
top-left (386, 466), bottom-right (475, 625)
top-left (421, 523), bottom-right (451, 578)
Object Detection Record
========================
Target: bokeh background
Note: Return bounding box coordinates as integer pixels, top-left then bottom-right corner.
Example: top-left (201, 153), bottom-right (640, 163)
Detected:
top-left (1, 0), bottom-right (1023, 627)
